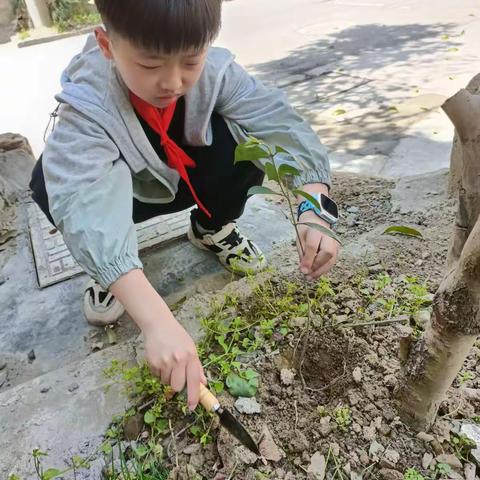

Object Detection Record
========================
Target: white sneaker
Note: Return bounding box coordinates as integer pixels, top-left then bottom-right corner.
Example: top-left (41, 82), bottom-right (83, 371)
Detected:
top-left (187, 221), bottom-right (267, 275)
top-left (83, 279), bottom-right (125, 326)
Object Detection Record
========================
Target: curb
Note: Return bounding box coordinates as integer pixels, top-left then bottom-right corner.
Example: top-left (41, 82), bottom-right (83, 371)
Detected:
top-left (17, 24), bottom-right (98, 48)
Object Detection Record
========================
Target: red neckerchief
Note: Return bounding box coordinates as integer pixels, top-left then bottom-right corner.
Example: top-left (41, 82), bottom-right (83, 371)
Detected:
top-left (130, 91), bottom-right (211, 218)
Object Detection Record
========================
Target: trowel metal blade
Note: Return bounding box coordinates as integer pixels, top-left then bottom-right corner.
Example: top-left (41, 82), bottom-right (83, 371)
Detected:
top-left (217, 407), bottom-right (260, 455)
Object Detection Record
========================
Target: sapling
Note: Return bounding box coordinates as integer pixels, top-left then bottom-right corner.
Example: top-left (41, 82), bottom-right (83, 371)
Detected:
top-left (234, 137), bottom-right (341, 382)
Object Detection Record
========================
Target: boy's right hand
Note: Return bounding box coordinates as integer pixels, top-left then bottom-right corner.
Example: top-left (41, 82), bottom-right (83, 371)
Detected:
top-left (143, 318), bottom-right (207, 410)
top-left (108, 269), bottom-right (206, 410)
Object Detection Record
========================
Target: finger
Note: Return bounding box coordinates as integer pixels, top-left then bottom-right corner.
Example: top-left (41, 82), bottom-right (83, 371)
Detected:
top-left (186, 359), bottom-right (202, 411)
top-left (200, 366), bottom-right (207, 385)
top-left (300, 230), bottom-right (322, 274)
top-left (311, 237), bottom-right (336, 273)
top-left (160, 366), bottom-right (173, 386)
top-left (311, 256), bottom-right (336, 280)
top-left (170, 362), bottom-right (187, 393)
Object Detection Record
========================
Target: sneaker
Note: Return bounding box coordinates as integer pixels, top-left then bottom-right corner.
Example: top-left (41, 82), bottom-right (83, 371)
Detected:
top-left (187, 221), bottom-right (267, 275)
top-left (83, 279), bottom-right (125, 326)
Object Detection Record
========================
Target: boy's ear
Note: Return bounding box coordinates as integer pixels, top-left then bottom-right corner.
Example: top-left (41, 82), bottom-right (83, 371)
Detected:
top-left (95, 27), bottom-right (114, 60)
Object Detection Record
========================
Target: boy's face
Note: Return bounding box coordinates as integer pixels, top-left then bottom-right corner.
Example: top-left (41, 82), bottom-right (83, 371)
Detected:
top-left (96, 28), bottom-right (208, 108)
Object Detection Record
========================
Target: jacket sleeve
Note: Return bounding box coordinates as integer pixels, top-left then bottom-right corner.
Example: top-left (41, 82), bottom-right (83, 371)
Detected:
top-left (215, 61), bottom-right (331, 188)
top-left (42, 104), bottom-right (142, 289)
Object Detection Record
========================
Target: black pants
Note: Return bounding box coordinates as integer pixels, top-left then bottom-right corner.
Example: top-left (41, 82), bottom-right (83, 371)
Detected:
top-left (30, 112), bottom-right (264, 230)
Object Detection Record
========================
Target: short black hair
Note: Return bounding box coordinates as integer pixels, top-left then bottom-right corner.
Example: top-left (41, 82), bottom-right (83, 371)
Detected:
top-left (94, 0), bottom-right (222, 53)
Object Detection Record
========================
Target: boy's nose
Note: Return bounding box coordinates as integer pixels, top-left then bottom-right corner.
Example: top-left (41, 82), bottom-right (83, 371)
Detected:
top-left (159, 67), bottom-right (182, 93)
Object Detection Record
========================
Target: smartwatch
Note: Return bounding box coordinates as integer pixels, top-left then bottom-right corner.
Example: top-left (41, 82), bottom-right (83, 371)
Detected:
top-left (297, 193), bottom-right (339, 226)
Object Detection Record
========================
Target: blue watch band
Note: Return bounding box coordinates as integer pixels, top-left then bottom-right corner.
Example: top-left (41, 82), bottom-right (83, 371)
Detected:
top-left (297, 200), bottom-right (321, 219)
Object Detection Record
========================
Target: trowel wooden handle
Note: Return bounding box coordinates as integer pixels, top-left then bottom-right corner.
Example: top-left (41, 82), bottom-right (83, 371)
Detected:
top-left (199, 384), bottom-right (220, 412)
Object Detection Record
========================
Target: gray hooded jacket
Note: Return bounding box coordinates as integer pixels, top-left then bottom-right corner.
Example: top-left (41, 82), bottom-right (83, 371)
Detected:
top-left (42, 35), bottom-right (331, 288)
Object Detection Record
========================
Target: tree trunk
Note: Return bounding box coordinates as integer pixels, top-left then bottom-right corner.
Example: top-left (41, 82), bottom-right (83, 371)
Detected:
top-left (448, 73), bottom-right (480, 196)
top-left (396, 88), bottom-right (480, 431)
top-left (24, 0), bottom-right (52, 28)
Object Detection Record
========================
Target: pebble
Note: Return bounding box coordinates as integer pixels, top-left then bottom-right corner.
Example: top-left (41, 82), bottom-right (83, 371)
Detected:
top-left (290, 316), bottom-right (307, 328)
top-left (308, 452), bottom-right (326, 480)
top-left (382, 449), bottom-right (400, 466)
top-left (183, 444), bottom-right (202, 455)
top-left (416, 431), bottom-right (434, 443)
top-left (259, 425), bottom-right (284, 462)
top-left (422, 452), bottom-right (434, 469)
top-left (40, 387), bottom-right (50, 394)
top-left (68, 383), bottom-right (79, 393)
top-left (352, 367), bottom-right (362, 384)
top-left (280, 368), bottom-right (295, 386)
top-left (123, 413), bottom-right (144, 441)
top-left (91, 342), bottom-right (104, 352)
top-left (289, 431), bottom-right (310, 453)
top-left (435, 453), bottom-right (463, 470)
top-left (368, 264), bottom-right (384, 274)
top-left (0, 370), bottom-right (7, 388)
top-left (464, 462), bottom-right (476, 480)
top-left (414, 310), bottom-right (431, 326)
top-left (27, 349), bottom-right (36, 363)
top-left (319, 417), bottom-right (333, 437)
top-left (363, 425), bottom-right (376, 441)
top-left (368, 440), bottom-right (385, 458)
top-left (0, 361), bottom-right (6, 371)
top-left (234, 397), bottom-right (262, 415)
top-left (346, 206), bottom-right (360, 214)
top-left (378, 469), bottom-right (403, 480)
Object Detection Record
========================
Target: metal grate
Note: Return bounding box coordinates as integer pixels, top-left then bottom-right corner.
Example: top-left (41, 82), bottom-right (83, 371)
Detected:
top-left (27, 203), bottom-right (191, 288)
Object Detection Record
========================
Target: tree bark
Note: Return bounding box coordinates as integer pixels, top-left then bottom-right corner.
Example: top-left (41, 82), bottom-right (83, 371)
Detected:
top-left (24, 0), bottom-right (52, 28)
top-left (396, 87), bottom-right (480, 431)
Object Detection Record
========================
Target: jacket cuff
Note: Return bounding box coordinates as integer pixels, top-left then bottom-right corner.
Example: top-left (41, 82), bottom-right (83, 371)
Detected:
top-left (292, 169), bottom-right (331, 190)
top-left (96, 253), bottom-right (144, 289)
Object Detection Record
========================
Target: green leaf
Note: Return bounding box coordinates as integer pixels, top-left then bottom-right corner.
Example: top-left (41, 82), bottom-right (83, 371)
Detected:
top-left (243, 369), bottom-right (259, 381)
top-left (388, 106), bottom-right (399, 113)
top-left (278, 164), bottom-right (301, 179)
top-left (247, 186), bottom-right (281, 197)
top-left (383, 226), bottom-right (423, 238)
top-left (235, 142), bottom-right (269, 163)
top-left (275, 145), bottom-right (290, 155)
top-left (441, 34), bottom-right (450, 40)
top-left (292, 189), bottom-right (321, 210)
top-left (264, 162), bottom-right (279, 182)
top-left (133, 445), bottom-right (149, 458)
top-left (212, 381), bottom-right (224, 394)
top-left (226, 372), bottom-right (259, 398)
top-left (144, 410), bottom-right (156, 425)
top-left (43, 469), bottom-right (62, 480)
top-left (448, 47), bottom-right (459, 52)
top-left (297, 222), bottom-right (342, 245)
top-left (333, 108), bottom-right (346, 116)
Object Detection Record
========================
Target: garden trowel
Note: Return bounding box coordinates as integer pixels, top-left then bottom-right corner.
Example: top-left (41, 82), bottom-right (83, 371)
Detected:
top-left (199, 384), bottom-right (260, 455)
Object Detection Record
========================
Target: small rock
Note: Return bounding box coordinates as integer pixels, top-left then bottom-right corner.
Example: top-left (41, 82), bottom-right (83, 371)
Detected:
top-left (91, 342), bottom-right (104, 352)
top-left (368, 440), bottom-right (385, 458)
top-left (318, 417), bottom-right (332, 437)
top-left (308, 452), bottom-right (326, 480)
top-left (168, 465), bottom-right (201, 480)
top-left (189, 452), bottom-right (205, 470)
top-left (368, 264), bottom-right (384, 274)
top-left (0, 361), bottom-right (6, 371)
top-left (352, 367), bottom-right (362, 384)
top-left (416, 431), bottom-right (434, 443)
top-left (422, 452), bottom-right (434, 469)
top-left (346, 206), bottom-right (360, 214)
top-left (363, 425), bottom-right (376, 441)
top-left (431, 439), bottom-right (444, 455)
top-left (290, 316), bottom-right (307, 328)
top-left (435, 453), bottom-right (463, 470)
top-left (289, 431), bottom-right (310, 453)
top-left (28, 349), bottom-right (36, 363)
top-left (183, 444), bottom-right (202, 455)
top-left (235, 397), bottom-right (262, 415)
top-left (414, 310), bottom-right (431, 326)
top-left (123, 413), bottom-right (144, 441)
top-left (422, 293), bottom-right (435, 305)
top-left (280, 369), bottom-right (295, 386)
top-left (380, 449), bottom-right (399, 467)
top-left (40, 387), bottom-right (50, 394)
top-left (0, 370), bottom-right (7, 388)
top-left (259, 425), bottom-right (284, 462)
top-left (378, 469), bottom-right (403, 480)
top-left (464, 462), bottom-right (476, 480)
top-left (68, 383), bottom-right (79, 393)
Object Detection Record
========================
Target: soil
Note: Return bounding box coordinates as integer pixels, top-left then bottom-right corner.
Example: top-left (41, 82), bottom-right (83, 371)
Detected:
top-left (105, 171), bottom-right (480, 480)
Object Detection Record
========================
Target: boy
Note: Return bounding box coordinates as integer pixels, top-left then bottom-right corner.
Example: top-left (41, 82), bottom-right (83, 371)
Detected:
top-left (30, 0), bottom-right (340, 410)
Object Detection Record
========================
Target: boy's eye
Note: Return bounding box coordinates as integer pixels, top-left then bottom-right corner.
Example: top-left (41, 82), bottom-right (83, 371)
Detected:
top-left (184, 63), bottom-right (199, 68)
top-left (139, 64), bottom-right (161, 70)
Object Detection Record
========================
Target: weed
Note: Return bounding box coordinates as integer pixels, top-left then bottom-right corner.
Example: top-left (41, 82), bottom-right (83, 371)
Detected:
top-left (403, 468), bottom-right (425, 480)
top-left (434, 463), bottom-right (452, 478)
top-left (450, 433), bottom-right (476, 461)
top-left (333, 406), bottom-right (352, 432)
top-left (458, 371), bottom-right (475, 385)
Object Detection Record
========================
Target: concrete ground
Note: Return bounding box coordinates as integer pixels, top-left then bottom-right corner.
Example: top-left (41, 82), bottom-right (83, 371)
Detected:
top-left (1, 0), bottom-right (480, 477)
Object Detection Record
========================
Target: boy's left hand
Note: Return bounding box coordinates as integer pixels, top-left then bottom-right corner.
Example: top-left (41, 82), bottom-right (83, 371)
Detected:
top-left (296, 183), bottom-right (340, 280)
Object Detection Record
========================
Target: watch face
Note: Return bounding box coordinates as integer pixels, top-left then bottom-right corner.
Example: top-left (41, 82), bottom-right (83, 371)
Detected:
top-left (320, 194), bottom-right (339, 219)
